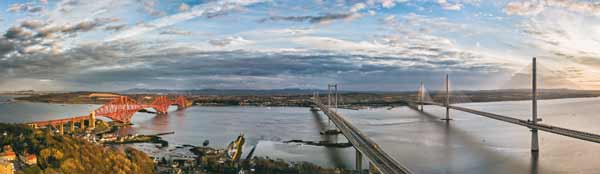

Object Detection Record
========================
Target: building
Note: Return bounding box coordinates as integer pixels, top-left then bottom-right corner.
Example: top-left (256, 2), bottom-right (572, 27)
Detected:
top-left (0, 151), bottom-right (16, 161)
top-left (0, 145), bottom-right (16, 161)
top-left (0, 161), bottom-right (14, 174)
top-left (1, 145), bottom-right (11, 153)
top-left (21, 153), bottom-right (37, 165)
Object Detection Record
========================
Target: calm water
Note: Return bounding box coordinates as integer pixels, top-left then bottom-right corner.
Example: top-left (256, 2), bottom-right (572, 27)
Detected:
top-left (1, 95), bottom-right (599, 173)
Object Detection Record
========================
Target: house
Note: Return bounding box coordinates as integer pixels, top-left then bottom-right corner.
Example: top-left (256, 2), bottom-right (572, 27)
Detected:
top-left (2, 145), bottom-right (11, 152)
top-left (0, 146), bottom-right (16, 161)
top-left (0, 161), bottom-right (14, 174)
top-left (21, 153), bottom-right (37, 165)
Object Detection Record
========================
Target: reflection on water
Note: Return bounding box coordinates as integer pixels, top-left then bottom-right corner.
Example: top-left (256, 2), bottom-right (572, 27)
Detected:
top-left (0, 95), bottom-right (599, 173)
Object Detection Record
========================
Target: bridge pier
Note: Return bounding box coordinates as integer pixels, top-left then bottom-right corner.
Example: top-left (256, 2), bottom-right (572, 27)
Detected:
top-left (355, 148), bottom-right (363, 172)
top-left (58, 124), bottom-right (64, 135)
top-left (90, 111), bottom-right (96, 129)
top-left (70, 121), bottom-right (75, 133)
top-left (80, 120), bottom-right (85, 129)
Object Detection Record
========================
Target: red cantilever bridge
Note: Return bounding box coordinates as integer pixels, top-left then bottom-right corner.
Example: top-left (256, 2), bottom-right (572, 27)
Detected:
top-left (27, 95), bottom-right (192, 129)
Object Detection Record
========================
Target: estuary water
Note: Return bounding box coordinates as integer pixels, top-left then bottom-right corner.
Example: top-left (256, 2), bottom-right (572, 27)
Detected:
top-left (0, 95), bottom-right (598, 173)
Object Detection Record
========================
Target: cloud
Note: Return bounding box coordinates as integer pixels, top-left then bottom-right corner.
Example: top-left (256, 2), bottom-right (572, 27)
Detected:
top-left (108, 0), bottom-right (266, 41)
top-left (505, 0), bottom-right (600, 16)
top-left (21, 20), bottom-right (46, 29)
top-left (208, 36), bottom-right (252, 47)
top-left (179, 3), bottom-right (191, 12)
top-left (0, 37), bottom-right (507, 91)
top-left (350, 3), bottom-right (367, 12)
top-left (4, 27), bottom-right (33, 40)
top-left (509, 7), bottom-right (600, 88)
top-left (61, 18), bottom-right (119, 34)
top-left (0, 39), bottom-right (14, 56)
top-left (7, 3), bottom-right (44, 13)
top-left (0, 17), bottom-right (121, 57)
top-left (375, 0), bottom-right (408, 8)
top-left (437, 0), bottom-right (463, 11)
top-left (159, 28), bottom-right (192, 36)
top-left (504, 1), bottom-right (545, 15)
top-left (104, 24), bottom-right (128, 31)
top-left (259, 13), bottom-right (358, 24)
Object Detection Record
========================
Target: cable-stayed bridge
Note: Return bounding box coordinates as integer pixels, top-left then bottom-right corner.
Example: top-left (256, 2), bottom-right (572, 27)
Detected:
top-left (313, 58), bottom-right (599, 174)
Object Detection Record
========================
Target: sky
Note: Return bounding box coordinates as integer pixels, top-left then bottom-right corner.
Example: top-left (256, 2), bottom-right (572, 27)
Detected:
top-left (0, 0), bottom-right (599, 91)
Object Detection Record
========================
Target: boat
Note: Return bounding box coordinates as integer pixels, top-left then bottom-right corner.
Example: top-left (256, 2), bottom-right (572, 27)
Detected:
top-left (226, 133), bottom-right (245, 161)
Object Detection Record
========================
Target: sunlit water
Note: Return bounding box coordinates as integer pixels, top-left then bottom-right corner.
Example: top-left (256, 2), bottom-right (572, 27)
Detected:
top-left (0, 95), bottom-right (598, 173)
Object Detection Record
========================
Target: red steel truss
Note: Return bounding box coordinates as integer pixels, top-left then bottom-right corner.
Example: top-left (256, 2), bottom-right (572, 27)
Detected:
top-left (29, 95), bottom-right (191, 125)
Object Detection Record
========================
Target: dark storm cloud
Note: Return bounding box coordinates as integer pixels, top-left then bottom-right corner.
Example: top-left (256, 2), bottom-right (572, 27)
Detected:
top-left (259, 13), bottom-right (355, 24)
top-left (0, 34), bottom-right (507, 90)
top-left (0, 17), bottom-right (121, 57)
top-left (3, 26), bottom-right (32, 40)
top-left (0, 38), bottom-right (14, 56)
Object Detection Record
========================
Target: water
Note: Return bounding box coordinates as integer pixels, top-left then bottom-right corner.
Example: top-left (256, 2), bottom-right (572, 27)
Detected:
top-left (0, 95), bottom-right (599, 173)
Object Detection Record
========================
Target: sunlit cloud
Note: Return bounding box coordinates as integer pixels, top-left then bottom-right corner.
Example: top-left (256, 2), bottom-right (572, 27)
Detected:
top-left (0, 0), bottom-right (599, 91)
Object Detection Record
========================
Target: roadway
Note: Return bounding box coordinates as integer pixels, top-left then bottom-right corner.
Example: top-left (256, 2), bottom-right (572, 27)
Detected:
top-left (420, 101), bottom-right (600, 144)
top-left (313, 100), bottom-right (413, 174)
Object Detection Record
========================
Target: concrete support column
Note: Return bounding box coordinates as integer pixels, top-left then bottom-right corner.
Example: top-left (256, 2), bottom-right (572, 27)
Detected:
top-left (356, 149), bottom-right (363, 172)
top-left (531, 57), bottom-right (539, 152)
top-left (80, 120), bottom-right (85, 129)
top-left (70, 121), bottom-right (75, 133)
top-left (59, 124), bottom-right (64, 135)
top-left (90, 111), bottom-right (96, 128)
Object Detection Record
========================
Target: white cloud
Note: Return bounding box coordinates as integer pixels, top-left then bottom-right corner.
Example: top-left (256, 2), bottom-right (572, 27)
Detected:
top-left (208, 36), bottom-right (253, 47)
top-left (437, 0), bottom-right (463, 11)
top-left (505, 0), bottom-right (600, 16)
top-left (179, 3), bottom-right (190, 12)
top-left (108, 0), bottom-right (265, 41)
top-left (350, 3), bottom-right (366, 12)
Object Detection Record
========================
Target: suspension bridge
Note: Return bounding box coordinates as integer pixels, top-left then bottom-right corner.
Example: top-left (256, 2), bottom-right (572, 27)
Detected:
top-left (26, 95), bottom-right (192, 134)
top-left (312, 58), bottom-right (600, 174)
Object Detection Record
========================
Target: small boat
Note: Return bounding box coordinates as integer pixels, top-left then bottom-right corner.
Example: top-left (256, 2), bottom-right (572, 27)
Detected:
top-left (226, 133), bottom-right (245, 161)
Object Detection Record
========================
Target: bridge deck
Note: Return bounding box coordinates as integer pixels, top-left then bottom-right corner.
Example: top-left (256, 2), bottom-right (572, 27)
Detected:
top-left (314, 100), bottom-right (412, 174)
top-left (421, 102), bottom-right (600, 144)
top-left (29, 115), bottom-right (90, 127)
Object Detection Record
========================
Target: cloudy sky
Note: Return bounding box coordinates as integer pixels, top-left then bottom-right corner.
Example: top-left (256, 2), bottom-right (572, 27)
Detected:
top-left (0, 0), bottom-right (599, 91)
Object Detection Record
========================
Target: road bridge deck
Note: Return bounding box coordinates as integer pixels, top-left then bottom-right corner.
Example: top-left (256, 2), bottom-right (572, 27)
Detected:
top-left (314, 100), bottom-right (412, 174)
top-left (420, 101), bottom-right (600, 144)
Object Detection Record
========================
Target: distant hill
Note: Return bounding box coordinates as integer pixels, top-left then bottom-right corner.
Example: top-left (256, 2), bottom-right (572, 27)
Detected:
top-left (121, 88), bottom-right (331, 96)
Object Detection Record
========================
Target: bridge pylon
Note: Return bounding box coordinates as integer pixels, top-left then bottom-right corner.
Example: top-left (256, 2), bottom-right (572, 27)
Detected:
top-left (531, 57), bottom-right (539, 152)
top-left (356, 148), bottom-right (363, 171)
top-left (441, 74), bottom-right (452, 121)
top-left (418, 80), bottom-right (424, 111)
